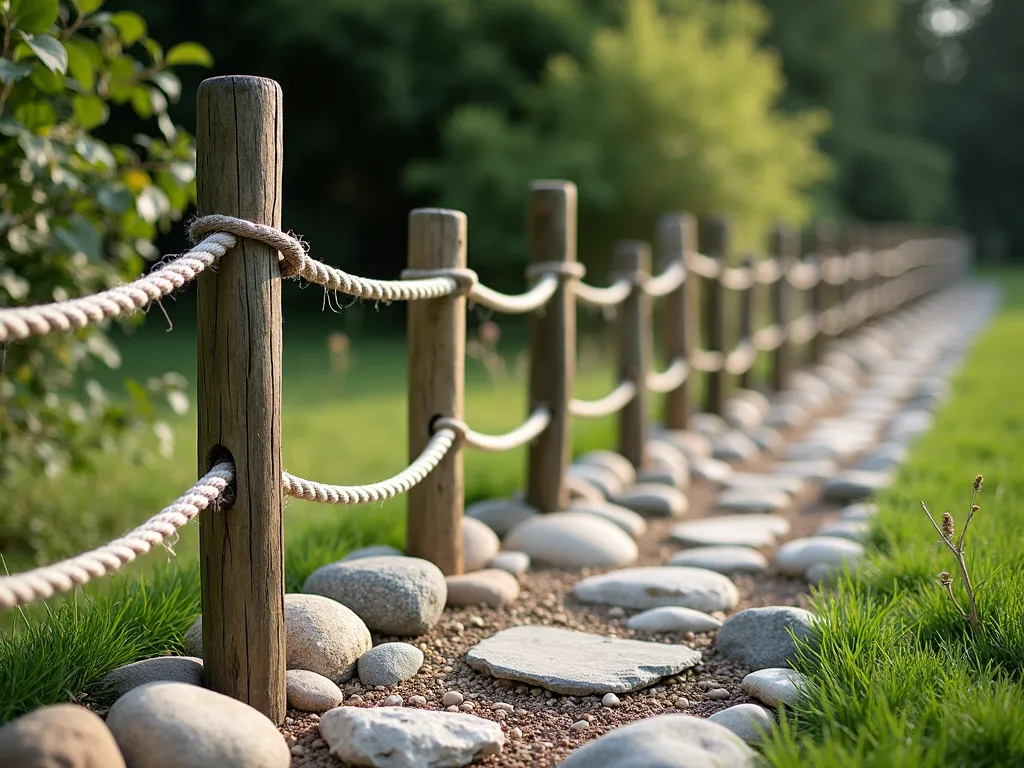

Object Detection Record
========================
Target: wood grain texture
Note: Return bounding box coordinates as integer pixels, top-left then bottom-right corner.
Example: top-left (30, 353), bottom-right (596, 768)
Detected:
top-left (195, 76), bottom-right (286, 722)
top-left (703, 216), bottom-right (728, 415)
top-left (407, 209), bottom-right (466, 575)
top-left (738, 255), bottom-right (756, 390)
top-left (616, 241), bottom-right (652, 469)
top-left (526, 181), bottom-right (577, 513)
top-left (658, 213), bottom-right (697, 430)
top-left (770, 224), bottom-right (797, 392)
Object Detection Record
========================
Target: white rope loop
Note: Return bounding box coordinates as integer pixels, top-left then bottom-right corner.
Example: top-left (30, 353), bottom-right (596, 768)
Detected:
top-left (725, 341), bottom-right (758, 375)
top-left (570, 381), bottom-right (637, 419)
top-left (0, 234), bottom-right (233, 343)
top-left (720, 265), bottom-right (756, 291)
top-left (0, 463), bottom-right (233, 610)
top-left (753, 324), bottom-right (787, 352)
top-left (434, 407), bottom-right (551, 453)
top-left (469, 274), bottom-right (560, 315)
top-left (786, 261), bottom-right (821, 290)
top-left (575, 278), bottom-right (632, 308)
top-left (643, 262), bottom-right (686, 298)
top-left (685, 251), bottom-right (723, 280)
top-left (690, 348), bottom-right (725, 373)
top-left (647, 357), bottom-right (689, 394)
top-left (788, 312), bottom-right (819, 345)
top-left (282, 428), bottom-right (457, 505)
top-left (755, 258), bottom-right (784, 284)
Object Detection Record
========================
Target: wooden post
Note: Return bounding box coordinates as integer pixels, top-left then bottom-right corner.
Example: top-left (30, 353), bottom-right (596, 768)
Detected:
top-left (737, 255), bottom-right (756, 391)
top-left (616, 241), bottom-right (652, 469)
top-left (769, 224), bottom-right (796, 391)
top-left (196, 76), bottom-right (285, 723)
top-left (658, 212), bottom-right (697, 430)
top-left (703, 216), bottom-right (728, 415)
top-left (526, 181), bottom-right (577, 513)
top-left (810, 219), bottom-right (835, 362)
top-left (407, 209), bottom-right (466, 576)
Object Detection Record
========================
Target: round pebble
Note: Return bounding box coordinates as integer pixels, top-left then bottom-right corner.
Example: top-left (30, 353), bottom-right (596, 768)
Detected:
top-left (442, 691), bottom-right (464, 707)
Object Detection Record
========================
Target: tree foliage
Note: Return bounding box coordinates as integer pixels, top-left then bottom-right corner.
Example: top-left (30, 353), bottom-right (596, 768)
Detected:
top-left (0, 0), bottom-right (211, 480)
top-left (408, 0), bottom-right (830, 276)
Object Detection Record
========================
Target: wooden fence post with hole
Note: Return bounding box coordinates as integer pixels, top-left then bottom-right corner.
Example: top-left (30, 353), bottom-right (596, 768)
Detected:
top-left (526, 181), bottom-right (577, 513)
top-left (196, 75), bottom-right (286, 723)
top-left (407, 209), bottom-right (467, 576)
top-left (738, 255), bottom-right (756, 391)
top-left (616, 241), bottom-right (652, 469)
top-left (658, 213), bottom-right (697, 431)
top-left (703, 216), bottom-right (728, 415)
top-left (770, 224), bottom-right (795, 392)
top-left (810, 219), bottom-right (834, 363)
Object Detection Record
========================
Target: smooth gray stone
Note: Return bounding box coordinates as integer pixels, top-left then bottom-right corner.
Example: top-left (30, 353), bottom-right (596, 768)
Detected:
top-left (575, 450), bottom-right (637, 488)
top-left (650, 430), bottom-right (712, 462)
top-left (816, 519), bottom-right (869, 542)
top-left (462, 517), bottom-right (500, 572)
top-left (822, 470), bottom-right (894, 503)
top-left (445, 569), bottom-right (520, 608)
top-left (667, 546), bottom-right (767, 574)
top-left (712, 431), bottom-right (760, 464)
top-left (566, 463), bottom-right (625, 498)
top-left (715, 487), bottom-right (790, 515)
top-left (490, 550), bottom-right (530, 577)
top-left (671, 515), bottom-right (790, 548)
top-left (625, 606), bottom-right (723, 634)
top-left (839, 503), bottom-right (878, 521)
top-left (764, 403), bottom-right (810, 430)
top-left (774, 536), bottom-right (864, 576)
top-left (747, 426), bottom-right (784, 454)
top-left (773, 460), bottom-right (838, 483)
top-left (504, 511), bottom-right (638, 568)
top-left (608, 484), bottom-right (688, 519)
top-left (715, 607), bottom-right (815, 669)
top-left (465, 498), bottom-right (537, 536)
top-left (725, 398), bottom-right (762, 431)
top-left (856, 443), bottom-right (907, 473)
top-left (689, 413), bottom-right (729, 438)
top-left (691, 458), bottom-right (733, 485)
top-left (740, 668), bottom-right (806, 709)
top-left (357, 643), bottom-right (425, 688)
top-left (464, 626), bottom-right (701, 695)
top-left (0, 704), bottom-right (126, 768)
top-left (342, 545), bottom-right (404, 561)
top-left (286, 669), bottom-right (344, 713)
top-left (573, 566), bottom-right (739, 613)
top-left (724, 472), bottom-right (804, 497)
top-left (568, 499), bottom-right (649, 538)
top-left (707, 704), bottom-right (776, 745)
top-left (98, 656), bottom-right (204, 700)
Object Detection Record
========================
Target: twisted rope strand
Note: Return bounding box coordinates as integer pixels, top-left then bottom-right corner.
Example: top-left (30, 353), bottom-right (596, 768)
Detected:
top-left (690, 348), bottom-right (725, 373)
top-left (786, 261), bottom-right (821, 290)
top-left (0, 463), bottom-right (233, 610)
top-left (753, 324), bottom-right (787, 352)
top-left (788, 312), bottom-right (819, 345)
top-left (0, 233), bottom-right (234, 343)
top-left (725, 341), bottom-right (758, 375)
top-left (642, 262), bottom-right (686, 298)
top-left (755, 258), bottom-right (784, 284)
top-left (570, 381), bottom-right (637, 418)
top-left (647, 358), bottom-right (689, 394)
top-left (282, 429), bottom-right (457, 504)
top-left (720, 265), bottom-right (756, 291)
top-left (469, 275), bottom-right (560, 314)
top-left (685, 251), bottom-right (722, 279)
top-left (575, 278), bottom-right (632, 308)
top-left (435, 408), bottom-right (551, 452)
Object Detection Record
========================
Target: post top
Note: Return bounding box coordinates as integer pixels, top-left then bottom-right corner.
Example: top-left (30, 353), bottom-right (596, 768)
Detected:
top-left (530, 179), bottom-right (577, 194)
top-left (409, 207), bottom-right (468, 223)
top-left (198, 75), bottom-right (282, 93)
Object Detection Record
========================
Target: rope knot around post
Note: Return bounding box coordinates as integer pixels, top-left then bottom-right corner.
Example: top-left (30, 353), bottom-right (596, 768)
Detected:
top-left (525, 260), bottom-right (587, 282)
top-left (189, 214), bottom-right (308, 278)
top-left (399, 266), bottom-right (479, 296)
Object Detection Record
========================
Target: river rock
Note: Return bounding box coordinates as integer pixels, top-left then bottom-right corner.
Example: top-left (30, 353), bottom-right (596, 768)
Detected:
top-left (734, 389), bottom-right (771, 418)
top-left (724, 472), bottom-right (804, 497)
top-left (464, 626), bottom-right (701, 695)
top-left (707, 704), bottom-right (776, 745)
top-left (638, 465), bottom-right (687, 489)
top-left (303, 557), bottom-right (446, 637)
top-left (503, 511), bottom-right (638, 568)
top-left (565, 474), bottom-right (606, 502)
top-left (725, 398), bottom-right (762, 431)
top-left (342, 545), bottom-right (404, 561)
top-left (747, 426), bottom-right (784, 454)
top-left (715, 487), bottom-right (790, 514)
top-left (856, 443), bottom-right (907, 472)
top-left (185, 593), bottom-right (371, 682)
top-left (573, 566), bottom-right (739, 613)
top-left (357, 643), bottom-right (425, 687)
top-left (773, 460), bottom-right (837, 482)
top-left (566, 463), bottom-right (625, 498)
top-left (668, 546), bottom-right (767, 574)
top-left (445, 569), bottom-right (520, 607)
top-left (715, 607), bottom-right (815, 669)
top-left (462, 517), bottom-right (501, 572)
top-left (740, 668), bottom-right (805, 708)
top-left (320, 706), bottom-right (504, 768)
top-left (558, 714), bottom-right (756, 768)
top-left (651, 430), bottom-right (712, 462)
top-left (646, 440), bottom-right (690, 476)
top-left (0, 703), bottom-right (126, 768)
top-left (286, 669), bottom-right (344, 713)
top-left (671, 515), bottom-right (790, 548)
top-left (567, 499), bottom-right (648, 537)
top-left (609, 484), bottom-right (688, 518)
top-left (816, 519), bottom-right (869, 541)
top-left (465, 498), bottom-right (536, 536)
top-left (689, 412), bottom-right (729, 437)
top-left (823, 470), bottom-right (893, 502)
top-left (105, 682), bottom-right (289, 768)
top-left (625, 606), bottom-right (723, 634)
top-left (765, 403), bottom-right (810, 430)
top-left (490, 550), bottom-right (530, 577)
top-left (712, 431), bottom-right (761, 464)
top-left (98, 656), bottom-right (204, 700)
top-left (576, 450), bottom-right (637, 487)
top-left (691, 458), bottom-right (733, 485)
top-left (839, 502), bottom-right (878, 521)
top-left (774, 537), bottom-right (864, 576)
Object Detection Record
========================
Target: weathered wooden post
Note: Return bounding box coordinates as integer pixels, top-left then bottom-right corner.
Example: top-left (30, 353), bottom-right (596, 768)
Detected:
top-left (770, 224), bottom-right (796, 392)
top-left (526, 181), bottom-right (577, 513)
top-left (616, 241), bottom-right (652, 469)
top-left (658, 213), bottom-right (698, 430)
top-left (810, 219), bottom-right (835, 362)
top-left (703, 216), bottom-right (728, 415)
top-left (196, 75), bottom-right (286, 722)
top-left (737, 255), bottom-right (756, 391)
top-left (407, 209), bottom-right (467, 575)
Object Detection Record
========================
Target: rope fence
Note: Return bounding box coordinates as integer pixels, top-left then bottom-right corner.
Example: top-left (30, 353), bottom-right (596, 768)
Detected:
top-left (0, 74), bottom-right (971, 723)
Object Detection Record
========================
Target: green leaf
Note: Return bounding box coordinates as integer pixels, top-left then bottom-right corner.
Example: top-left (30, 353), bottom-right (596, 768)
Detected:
top-left (22, 33), bottom-right (68, 75)
top-left (72, 0), bottom-right (103, 14)
top-left (0, 60), bottom-right (34, 84)
top-left (10, 0), bottom-right (60, 35)
top-left (14, 99), bottom-right (56, 130)
top-left (72, 95), bottom-right (108, 130)
top-left (55, 214), bottom-right (103, 261)
top-left (141, 37), bottom-right (163, 64)
top-left (109, 11), bottom-right (146, 46)
top-left (165, 42), bottom-right (213, 67)
top-left (29, 65), bottom-right (63, 94)
top-left (65, 39), bottom-right (96, 91)
top-left (129, 85), bottom-right (152, 118)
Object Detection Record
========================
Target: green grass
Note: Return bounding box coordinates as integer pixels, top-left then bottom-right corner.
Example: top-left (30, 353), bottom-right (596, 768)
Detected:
top-left (764, 272), bottom-right (1024, 767)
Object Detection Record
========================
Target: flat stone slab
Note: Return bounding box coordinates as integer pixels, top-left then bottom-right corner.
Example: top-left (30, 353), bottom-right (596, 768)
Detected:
top-left (740, 668), bottom-right (806, 709)
top-left (503, 511), bottom-right (638, 569)
top-left (609, 484), bottom-right (688, 519)
top-left (691, 458), bottom-right (733, 485)
top-left (724, 473), bottom-right (804, 497)
top-left (558, 714), bottom-right (757, 768)
top-left (671, 515), bottom-right (791, 548)
top-left (823, 470), bottom-right (894, 503)
top-left (715, 487), bottom-right (790, 515)
top-left (816, 519), bottom-right (869, 542)
top-left (464, 626), bottom-right (701, 695)
top-left (774, 536), bottom-right (865, 576)
top-left (573, 566), bottom-right (739, 613)
top-left (668, 546), bottom-right (767, 574)
top-left (715, 607), bottom-right (815, 669)
top-left (625, 606), bottom-right (723, 634)
top-left (773, 460), bottom-right (837, 482)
